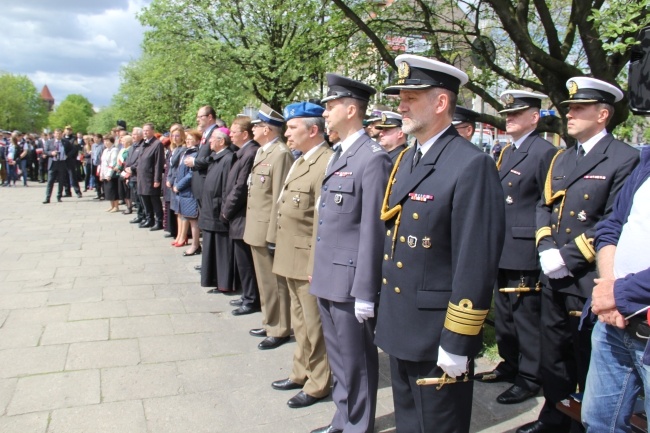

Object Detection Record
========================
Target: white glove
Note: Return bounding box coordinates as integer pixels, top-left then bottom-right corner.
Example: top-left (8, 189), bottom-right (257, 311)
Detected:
top-left (539, 248), bottom-right (566, 275)
top-left (437, 346), bottom-right (468, 378)
top-left (354, 299), bottom-right (375, 323)
top-left (547, 267), bottom-right (572, 279)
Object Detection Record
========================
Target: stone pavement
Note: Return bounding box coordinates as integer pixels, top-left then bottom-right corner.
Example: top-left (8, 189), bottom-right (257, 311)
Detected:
top-left (0, 184), bottom-right (542, 432)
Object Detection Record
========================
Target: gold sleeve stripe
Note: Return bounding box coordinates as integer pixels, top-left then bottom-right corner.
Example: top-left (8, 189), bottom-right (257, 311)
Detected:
top-left (495, 144), bottom-right (511, 171)
top-left (444, 299), bottom-right (488, 336)
top-left (575, 233), bottom-right (596, 263)
top-left (444, 318), bottom-right (483, 336)
top-left (536, 227), bottom-right (552, 246)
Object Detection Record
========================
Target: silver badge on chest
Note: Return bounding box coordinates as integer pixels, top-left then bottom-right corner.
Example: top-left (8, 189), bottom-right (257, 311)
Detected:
top-left (505, 195), bottom-right (514, 205)
top-left (577, 210), bottom-right (587, 222)
top-left (407, 235), bottom-right (417, 248)
top-left (334, 193), bottom-right (343, 204)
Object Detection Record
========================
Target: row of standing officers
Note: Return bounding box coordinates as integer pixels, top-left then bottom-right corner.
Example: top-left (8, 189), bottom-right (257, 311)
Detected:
top-left (193, 53), bottom-right (640, 433)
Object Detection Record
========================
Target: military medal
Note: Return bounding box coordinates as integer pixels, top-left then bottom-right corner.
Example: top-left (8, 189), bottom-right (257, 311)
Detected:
top-left (293, 195), bottom-right (300, 205)
top-left (577, 210), bottom-right (587, 222)
top-left (260, 175), bottom-right (265, 183)
top-left (409, 193), bottom-right (434, 202)
top-left (505, 195), bottom-right (513, 205)
top-left (422, 237), bottom-right (431, 248)
top-left (407, 235), bottom-right (417, 248)
top-left (334, 171), bottom-right (353, 177)
top-left (334, 193), bottom-right (343, 204)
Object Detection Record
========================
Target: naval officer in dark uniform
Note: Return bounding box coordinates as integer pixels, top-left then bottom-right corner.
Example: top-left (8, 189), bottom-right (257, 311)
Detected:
top-left (475, 91), bottom-right (557, 405)
top-left (374, 54), bottom-right (505, 433)
top-left (309, 74), bottom-right (392, 433)
top-left (376, 111), bottom-right (408, 163)
top-left (517, 77), bottom-right (639, 433)
top-left (452, 106), bottom-right (479, 141)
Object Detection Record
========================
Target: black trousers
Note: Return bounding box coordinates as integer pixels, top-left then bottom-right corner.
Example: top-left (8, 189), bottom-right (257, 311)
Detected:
top-left (45, 162), bottom-right (66, 199)
top-left (140, 194), bottom-right (163, 223)
top-left (232, 239), bottom-right (259, 307)
top-left (129, 181), bottom-right (144, 218)
top-left (494, 268), bottom-right (542, 391)
top-left (66, 163), bottom-right (80, 195)
top-left (390, 356), bottom-right (473, 433)
top-left (538, 287), bottom-right (592, 430)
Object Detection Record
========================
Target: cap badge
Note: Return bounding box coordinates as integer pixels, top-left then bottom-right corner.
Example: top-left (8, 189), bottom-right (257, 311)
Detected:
top-left (568, 81), bottom-right (578, 97)
top-left (504, 94), bottom-right (515, 105)
top-left (381, 113), bottom-right (387, 123)
top-left (397, 62), bottom-right (410, 84)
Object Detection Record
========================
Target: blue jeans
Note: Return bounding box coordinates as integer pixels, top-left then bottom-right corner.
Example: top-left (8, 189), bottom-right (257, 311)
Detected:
top-left (582, 321), bottom-right (650, 432)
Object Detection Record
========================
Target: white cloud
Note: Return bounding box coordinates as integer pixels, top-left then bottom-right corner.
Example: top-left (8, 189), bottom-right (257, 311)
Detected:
top-left (0, 0), bottom-right (150, 108)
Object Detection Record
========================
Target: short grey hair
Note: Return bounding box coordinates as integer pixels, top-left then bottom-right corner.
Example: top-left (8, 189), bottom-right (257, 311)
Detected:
top-left (301, 117), bottom-right (325, 134)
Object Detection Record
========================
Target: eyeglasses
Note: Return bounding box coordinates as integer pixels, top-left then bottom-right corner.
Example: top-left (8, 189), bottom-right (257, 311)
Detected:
top-left (196, 114), bottom-right (208, 120)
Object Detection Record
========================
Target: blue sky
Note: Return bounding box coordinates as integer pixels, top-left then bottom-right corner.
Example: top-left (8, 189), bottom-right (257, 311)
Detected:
top-left (0, 0), bottom-right (151, 108)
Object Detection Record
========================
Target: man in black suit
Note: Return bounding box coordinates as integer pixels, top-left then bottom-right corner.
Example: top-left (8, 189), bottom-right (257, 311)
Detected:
top-left (221, 116), bottom-right (261, 316)
top-left (136, 123), bottom-right (165, 230)
top-left (517, 77), bottom-right (639, 433)
top-left (184, 105), bottom-right (221, 208)
top-left (42, 128), bottom-right (69, 203)
top-left (124, 128), bottom-right (145, 222)
top-left (474, 91), bottom-right (557, 405)
top-left (62, 125), bottom-right (82, 198)
top-left (375, 54), bottom-right (505, 433)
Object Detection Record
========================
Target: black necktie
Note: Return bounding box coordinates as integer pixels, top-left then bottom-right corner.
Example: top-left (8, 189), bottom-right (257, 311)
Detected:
top-left (411, 148), bottom-right (422, 172)
top-left (576, 144), bottom-right (585, 166)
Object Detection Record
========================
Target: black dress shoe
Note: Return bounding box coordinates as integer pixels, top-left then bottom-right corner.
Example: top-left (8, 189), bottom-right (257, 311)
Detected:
top-left (272, 378), bottom-right (302, 391)
top-left (149, 223), bottom-right (163, 231)
top-left (310, 425), bottom-right (342, 433)
top-left (139, 220), bottom-right (154, 228)
top-left (287, 391), bottom-right (324, 409)
top-left (77, 193), bottom-right (82, 198)
top-left (182, 247), bottom-right (202, 256)
top-left (228, 298), bottom-right (243, 307)
top-left (474, 369), bottom-right (515, 383)
top-left (258, 336), bottom-right (290, 350)
top-left (42, 199), bottom-right (50, 204)
top-left (164, 233), bottom-right (174, 238)
top-left (122, 209), bottom-right (133, 215)
top-left (64, 193), bottom-right (72, 197)
top-left (194, 265), bottom-right (201, 271)
top-left (130, 217), bottom-right (143, 224)
top-left (497, 384), bottom-right (538, 404)
top-left (249, 328), bottom-right (266, 337)
top-left (516, 421), bottom-right (560, 433)
top-left (231, 305), bottom-right (260, 316)
top-left (57, 197), bottom-right (62, 202)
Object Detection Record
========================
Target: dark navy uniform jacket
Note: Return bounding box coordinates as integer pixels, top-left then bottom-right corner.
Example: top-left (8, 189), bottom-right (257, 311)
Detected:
top-left (498, 134), bottom-right (557, 270)
top-left (375, 126), bottom-right (505, 361)
top-left (536, 134), bottom-right (638, 298)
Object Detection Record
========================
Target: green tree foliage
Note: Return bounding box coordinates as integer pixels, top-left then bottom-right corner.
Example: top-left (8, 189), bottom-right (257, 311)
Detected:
top-left (136, 0), bottom-right (340, 113)
top-left (0, 72), bottom-right (48, 133)
top-left (48, 94), bottom-right (95, 133)
top-left (87, 105), bottom-right (120, 134)
top-left (329, 0), bottom-right (650, 136)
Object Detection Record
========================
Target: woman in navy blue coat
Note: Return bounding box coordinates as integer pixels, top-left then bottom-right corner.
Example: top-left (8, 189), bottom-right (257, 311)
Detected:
top-left (173, 129), bottom-right (201, 256)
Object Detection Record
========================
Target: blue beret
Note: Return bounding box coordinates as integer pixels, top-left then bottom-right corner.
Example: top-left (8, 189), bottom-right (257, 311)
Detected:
top-left (283, 102), bottom-right (325, 121)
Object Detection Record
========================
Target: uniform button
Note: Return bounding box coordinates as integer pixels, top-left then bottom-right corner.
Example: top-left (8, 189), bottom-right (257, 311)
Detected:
top-left (396, 262), bottom-right (403, 268)
top-left (321, 202), bottom-right (325, 207)
top-left (508, 182), bottom-right (512, 187)
top-left (317, 236), bottom-right (321, 241)
top-left (566, 228), bottom-right (571, 234)
top-left (569, 211), bottom-right (575, 216)
top-left (384, 254), bottom-right (388, 260)
top-left (387, 230), bottom-right (391, 236)
top-left (349, 260), bottom-right (353, 264)
top-left (282, 200), bottom-right (285, 203)
top-left (554, 208), bottom-right (558, 213)
top-left (394, 287), bottom-right (401, 294)
top-left (338, 185), bottom-right (342, 190)
top-left (319, 220), bottom-right (322, 225)
top-left (323, 186), bottom-right (328, 191)
top-left (400, 236), bottom-right (405, 243)
top-left (382, 278), bottom-right (387, 285)
top-left (552, 224), bottom-right (556, 229)
top-left (584, 194), bottom-right (589, 200)
top-left (413, 213), bottom-right (419, 220)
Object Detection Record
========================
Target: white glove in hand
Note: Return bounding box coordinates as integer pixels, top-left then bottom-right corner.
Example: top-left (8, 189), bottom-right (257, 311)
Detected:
top-left (547, 267), bottom-right (572, 279)
top-left (539, 248), bottom-right (566, 275)
top-left (437, 346), bottom-right (468, 378)
top-left (354, 299), bottom-right (375, 323)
